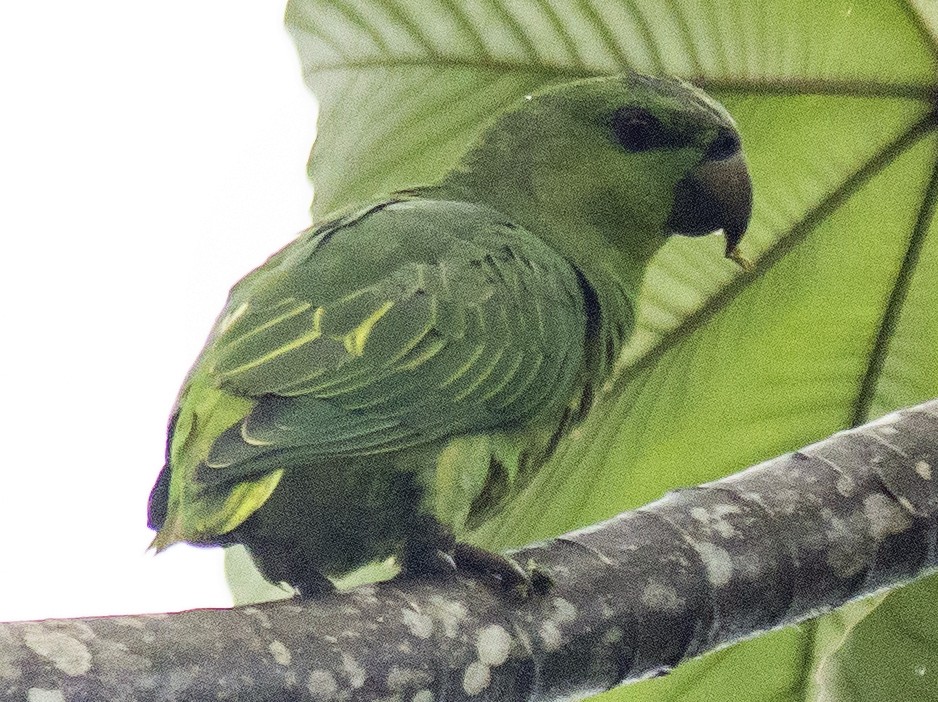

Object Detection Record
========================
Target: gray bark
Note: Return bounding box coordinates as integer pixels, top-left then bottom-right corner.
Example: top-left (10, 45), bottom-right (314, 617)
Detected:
top-left (2, 400), bottom-right (936, 702)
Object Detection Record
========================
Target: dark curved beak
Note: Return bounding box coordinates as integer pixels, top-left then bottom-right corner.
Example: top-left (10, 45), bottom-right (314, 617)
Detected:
top-left (666, 151), bottom-right (753, 268)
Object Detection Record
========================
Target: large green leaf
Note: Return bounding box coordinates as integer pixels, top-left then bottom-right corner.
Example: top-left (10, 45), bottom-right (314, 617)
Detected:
top-left (232, 1), bottom-right (938, 699)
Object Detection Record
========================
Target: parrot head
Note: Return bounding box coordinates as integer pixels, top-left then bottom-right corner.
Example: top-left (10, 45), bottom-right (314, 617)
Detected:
top-left (615, 75), bottom-right (753, 267)
top-left (444, 73), bottom-right (753, 269)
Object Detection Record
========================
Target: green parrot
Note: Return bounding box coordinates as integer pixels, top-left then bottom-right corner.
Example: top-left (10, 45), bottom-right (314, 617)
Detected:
top-left (148, 74), bottom-right (752, 596)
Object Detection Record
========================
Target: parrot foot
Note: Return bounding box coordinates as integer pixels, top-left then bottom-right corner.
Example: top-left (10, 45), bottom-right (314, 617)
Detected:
top-left (399, 518), bottom-right (552, 598)
top-left (235, 532), bottom-right (337, 600)
top-left (525, 558), bottom-right (555, 595)
top-left (453, 544), bottom-right (552, 599)
top-left (289, 570), bottom-right (337, 600)
top-left (399, 517), bottom-right (460, 580)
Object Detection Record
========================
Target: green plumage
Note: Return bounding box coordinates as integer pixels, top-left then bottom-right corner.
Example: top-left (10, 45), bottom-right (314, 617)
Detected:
top-left (149, 74), bottom-right (752, 595)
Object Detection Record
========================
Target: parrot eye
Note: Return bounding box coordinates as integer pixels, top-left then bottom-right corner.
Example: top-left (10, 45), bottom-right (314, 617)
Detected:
top-left (706, 128), bottom-right (741, 160)
top-left (611, 107), bottom-right (669, 152)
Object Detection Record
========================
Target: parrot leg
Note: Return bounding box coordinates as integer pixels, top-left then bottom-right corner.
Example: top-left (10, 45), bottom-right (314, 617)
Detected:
top-left (399, 516), bottom-right (459, 578)
top-left (238, 534), bottom-right (336, 599)
top-left (400, 517), bottom-right (547, 597)
top-left (289, 568), bottom-right (336, 599)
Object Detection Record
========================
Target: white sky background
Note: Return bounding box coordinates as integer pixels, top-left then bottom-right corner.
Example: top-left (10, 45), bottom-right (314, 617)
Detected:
top-left (0, 3), bottom-right (316, 621)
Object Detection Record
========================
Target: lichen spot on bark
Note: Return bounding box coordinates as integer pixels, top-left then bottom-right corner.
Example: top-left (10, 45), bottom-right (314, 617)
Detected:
top-left (307, 669), bottom-right (339, 701)
top-left (23, 627), bottom-right (92, 677)
top-left (268, 640), bottom-right (291, 666)
top-left (476, 624), bottom-right (512, 667)
top-left (693, 542), bottom-right (733, 586)
top-left (28, 689), bottom-right (65, 702)
top-left (863, 494), bottom-right (912, 539)
top-left (402, 608), bottom-right (434, 639)
top-left (462, 660), bottom-right (491, 696)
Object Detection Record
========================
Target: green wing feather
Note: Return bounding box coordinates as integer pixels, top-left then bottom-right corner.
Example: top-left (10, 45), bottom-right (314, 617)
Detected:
top-left (153, 198), bottom-right (587, 546)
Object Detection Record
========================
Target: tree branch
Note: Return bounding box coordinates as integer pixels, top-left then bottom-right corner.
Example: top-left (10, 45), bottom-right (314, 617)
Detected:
top-left (3, 400), bottom-right (937, 702)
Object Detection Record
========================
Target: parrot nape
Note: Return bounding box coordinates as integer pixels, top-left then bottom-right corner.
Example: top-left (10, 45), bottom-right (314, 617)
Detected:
top-left (148, 74), bottom-right (753, 597)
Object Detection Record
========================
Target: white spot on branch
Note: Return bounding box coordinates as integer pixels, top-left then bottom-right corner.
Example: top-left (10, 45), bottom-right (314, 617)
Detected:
top-left (915, 461), bottom-right (932, 480)
top-left (402, 608), bottom-right (434, 639)
top-left (690, 504), bottom-right (741, 538)
top-left (602, 627), bottom-right (624, 644)
top-left (693, 542), bottom-right (733, 586)
top-left (28, 690), bottom-right (65, 702)
top-left (341, 652), bottom-right (366, 688)
top-left (836, 474), bottom-right (855, 497)
top-left (23, 627), bottom-right (92, 676)
top-left (476, 625), bottom-right (512, 667)
top-left (387, 666), bottom-right (429, 691)
top-left (427, 596), bottom-right (467, 638)
top-left (307, 669), bottom-right (338, 700)
top-left (824, 507), bottom-right (875, 578)
top-left (641, 581), bottom-right (683, 613)
top-left (552, 598), bottom-right (577, 623)
top-left (352, 585), bottom-right (380, 605)
top-left (539, 621), bottom-right (562, 652)
top-left (863, 494), bottom-right (913, 539)
top-left (462, 661), bottom-right (491, 695)
top-left (268, 640), bottom-right (291, 666)
top-left (243, 607), bottom-right (272, 629)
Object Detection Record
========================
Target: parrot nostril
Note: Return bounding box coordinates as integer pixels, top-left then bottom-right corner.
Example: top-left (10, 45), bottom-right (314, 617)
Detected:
top-left (706, 129), bottom-right (741, 161)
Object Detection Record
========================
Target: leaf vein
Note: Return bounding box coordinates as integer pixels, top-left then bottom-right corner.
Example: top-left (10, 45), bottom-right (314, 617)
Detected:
top-left (302, 58), bottom-right (938, 100)
top-left (851, 125), bottom-right (938, 426)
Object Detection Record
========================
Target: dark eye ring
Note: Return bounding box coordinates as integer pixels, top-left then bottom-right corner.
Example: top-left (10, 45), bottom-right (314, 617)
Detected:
top-left (611, 107), bottom-right (667, 152)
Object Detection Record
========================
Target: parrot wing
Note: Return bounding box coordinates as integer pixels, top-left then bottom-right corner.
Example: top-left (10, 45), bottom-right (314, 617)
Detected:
top-left (183, 198), bottom-right (587, 488)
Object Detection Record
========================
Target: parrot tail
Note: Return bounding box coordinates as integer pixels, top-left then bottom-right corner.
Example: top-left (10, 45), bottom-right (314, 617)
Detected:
top-left (147, 463), bottom-right (171, 532)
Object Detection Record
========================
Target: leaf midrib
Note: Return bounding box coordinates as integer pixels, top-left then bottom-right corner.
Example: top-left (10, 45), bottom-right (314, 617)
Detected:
top-left (851, 131), bottom-right (938, 426)
top-left (304, 58), bottom-right (938, 101)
